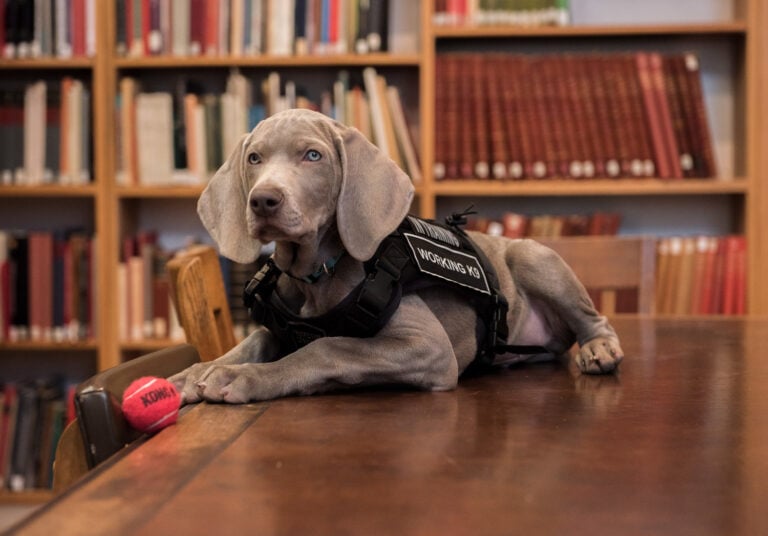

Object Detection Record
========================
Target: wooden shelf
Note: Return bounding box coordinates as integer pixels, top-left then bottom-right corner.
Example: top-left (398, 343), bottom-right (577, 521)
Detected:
top-left (116, 185), bottom-right (205, 199)
top-left (114, 53), bottom-right (422, 69)
top-left (431, 178), bottom-right (749, 197)
top-left (0, 58), bottom-right (94, 69)
top-left (432, 22), bottom-right (748, 38)
top-left (0, 340), bottom-right (98, 351)
top-left (0, 490), bottom-right (54, 504)
top-left (0, 185), bottom-right (97, 198)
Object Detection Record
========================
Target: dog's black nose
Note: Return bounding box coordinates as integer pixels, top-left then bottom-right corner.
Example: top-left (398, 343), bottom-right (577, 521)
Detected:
top-left (250, 189), bottom-right (284, 216)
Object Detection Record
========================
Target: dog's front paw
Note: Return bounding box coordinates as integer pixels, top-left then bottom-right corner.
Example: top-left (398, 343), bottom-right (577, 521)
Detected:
top-left (576, 337), bottom-right (623, 374)
top-left (169, 362), bottom-right (216, 405)
top-left (195, 364), bottom-right (259, 404)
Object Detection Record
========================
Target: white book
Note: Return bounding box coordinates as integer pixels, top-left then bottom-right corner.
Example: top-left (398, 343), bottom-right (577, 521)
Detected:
top-left (226, 69), bottom-right (252, 133)
top-left (31, 0), bottom-right (44, 57)
top-left (362, 67), bottom-right (390, 156)
top-left (24, 81), bottom-right (47, 185)
top-left (55, 0), bottom-right (72, 58)
top-left (386, 86), bottom-right (422, 183)
top-left (86, 0), bottom-right (96, 56)
top-left (194, 103), bottom-right (208, 180)
top-left (266, 71), bottom-right (281, 116)
top-left (388, 0), bottom-right (419, 54)
top-left (63, 80), bottom-right (84, 185)
top-left (220, 93), bottom-right (240, 161)
top-left (135, 92), bottom-right (174, 185)
top-left (248, 0), bottom-right (264, 54)
top-left (172, 0), bottom-right (191, 56)
top-left (268, 0), bottom-right (294, 55)
top-left (218, 0), bottom-right (231, 55)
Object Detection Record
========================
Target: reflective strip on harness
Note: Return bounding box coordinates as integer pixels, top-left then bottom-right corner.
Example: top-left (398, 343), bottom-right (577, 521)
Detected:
top-left (403, 232), bottom-right (491, 295)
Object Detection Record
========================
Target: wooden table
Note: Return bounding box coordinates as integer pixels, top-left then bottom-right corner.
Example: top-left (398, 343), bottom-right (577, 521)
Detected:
top-left (12, 318), bottom-right (768, 535)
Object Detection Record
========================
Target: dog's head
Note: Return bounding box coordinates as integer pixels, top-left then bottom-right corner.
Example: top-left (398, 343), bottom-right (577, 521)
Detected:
top-left (198, 108), bottom-right (415, 264)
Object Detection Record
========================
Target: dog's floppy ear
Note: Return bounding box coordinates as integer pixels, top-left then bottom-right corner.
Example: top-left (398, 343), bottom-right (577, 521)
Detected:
top-left (197, 134), bottom-right (263, 263)
top-left (335, 126), bottom-right (415, 261)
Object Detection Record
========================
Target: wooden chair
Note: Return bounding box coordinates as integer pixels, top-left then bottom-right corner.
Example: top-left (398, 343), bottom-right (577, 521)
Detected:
top-left (536, 235), bottom-right (656, 315)
top-left (52, 344), bottom-right (201, 492)
top-left (166, 245), bottom-right (237, 362)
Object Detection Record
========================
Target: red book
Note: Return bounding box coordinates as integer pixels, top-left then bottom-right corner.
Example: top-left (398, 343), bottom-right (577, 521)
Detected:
top-left (721, 236), bottom-right (743, 315)
top-left (142, 0), bottom-right (151, 55)
top-left (485, 55), bottom-right (508, 179)
top-left (125, 0), bottom-right (134, 54)
top-left (433, 55), bottom-right (448, 180)
top-left (548, 55), bottom-right (573, 178)
top-left (636, 52), bottom-right (672, 179)
top-left (649, 53), bottom-right (683, 178)
top-left (1, 384), bottom-right (19, 483)
top-left (205, 0), bottom-right (219, 55)
top-left (680, 53), bottom-right (717, 178)
top-left (189, 0), bottom-right (205, 55)
top-left (329, 0), bottom-right (339, 45)
top-left (458, 54), bottom-right (474, 178)
top-left (502, 213), bottom-right (529, 239)
top-left (696, 237), bottom-right (718, 314)
top-left (528, 57), bottom-right (555, 178)
top-left (663, 55), bottom-right (695, 178)
top-left (71, 0), bottom-right (86, 56)
top-left (499, 55), bottom-right (525, 180)
top-left (471, 57), bottom-right (490, 178)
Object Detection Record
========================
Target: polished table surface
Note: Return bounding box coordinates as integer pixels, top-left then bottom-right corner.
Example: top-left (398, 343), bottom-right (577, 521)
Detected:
top-left (13, 317), bottom-right (768, 535)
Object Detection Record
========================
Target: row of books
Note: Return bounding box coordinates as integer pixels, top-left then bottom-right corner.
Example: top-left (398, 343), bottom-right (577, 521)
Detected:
top-left (0, 79), bottom-right (92, 187)
top-left (0, 379), bottom-right (74, 492)
top-left (656, 235), bottom-right (746, 316)
top-left (0, 0), bottom-right (96, 59)
top-left (115, 0), bottom-right (403, 58)
top-left (117, 233), bottom-right (262, 342)
top-left (0, 230), bottom-right (96, 344)
top-left (433, 0), bottom-right (570, 27)
top-left (433, 52), bottom-right (716, 181)
top-left (466, 211), bottom-right (621, 238)
top-left (118, 231), bottom-right (181, 341)
top-left (1, 0), bottom-right (96, 59)
top-left (117, 67), bottom-right (420, 186)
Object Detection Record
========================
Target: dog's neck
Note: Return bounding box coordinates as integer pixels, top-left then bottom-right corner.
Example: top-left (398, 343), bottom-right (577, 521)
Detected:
top-left (272, 225), bottom-right (363, 315)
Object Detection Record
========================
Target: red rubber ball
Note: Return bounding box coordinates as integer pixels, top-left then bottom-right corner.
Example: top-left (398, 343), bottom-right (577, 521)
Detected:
top-left (122, 376), bottom-right (181, 433)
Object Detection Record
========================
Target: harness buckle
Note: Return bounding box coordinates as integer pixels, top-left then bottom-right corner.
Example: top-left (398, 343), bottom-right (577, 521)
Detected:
top-left (243, 259), bottom-right (281, 318)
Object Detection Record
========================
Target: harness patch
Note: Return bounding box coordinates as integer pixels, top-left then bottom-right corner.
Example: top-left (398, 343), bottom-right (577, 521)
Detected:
top-left (403, 233), bottom-right (491, 295)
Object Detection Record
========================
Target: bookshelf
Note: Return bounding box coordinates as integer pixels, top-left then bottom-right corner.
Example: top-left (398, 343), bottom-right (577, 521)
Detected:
top-left (1, 0), bottom-right (767, 499)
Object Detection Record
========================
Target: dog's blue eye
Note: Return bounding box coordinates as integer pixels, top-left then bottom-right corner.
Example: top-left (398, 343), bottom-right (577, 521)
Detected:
top-left (248, 153), bottom-right (261, 165)
top-left (304, 150), bottom-right (322, 162)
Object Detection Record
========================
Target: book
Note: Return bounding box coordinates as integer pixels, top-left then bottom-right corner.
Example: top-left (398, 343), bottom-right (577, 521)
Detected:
top-left (23, 81), bottom-right (46, 185)
top-left (386, 85), bottom-right (421, 183)
top-left (135, 92), bottom-right (174, 185)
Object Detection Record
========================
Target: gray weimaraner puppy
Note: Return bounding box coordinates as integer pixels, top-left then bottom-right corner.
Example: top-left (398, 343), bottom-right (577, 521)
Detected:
top-left (170, 109), bottom-right (623, 404)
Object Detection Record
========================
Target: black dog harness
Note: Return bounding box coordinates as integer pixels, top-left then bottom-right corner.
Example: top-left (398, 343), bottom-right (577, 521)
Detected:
top-left (243, 213), bottom-right (547, 368)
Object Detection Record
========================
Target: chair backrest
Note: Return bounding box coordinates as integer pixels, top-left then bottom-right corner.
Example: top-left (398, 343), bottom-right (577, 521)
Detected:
top-left (536, 235), bottom-right (656, 315)
top-left (53, 344), bottom-right (201, 492)
top-left (167, 245), bottom-right (237, 362)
